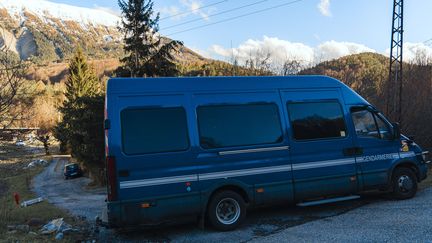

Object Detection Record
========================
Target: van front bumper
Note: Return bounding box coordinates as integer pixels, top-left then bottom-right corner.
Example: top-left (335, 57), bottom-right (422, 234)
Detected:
top-left (419, 162), bottom-right (428, 181)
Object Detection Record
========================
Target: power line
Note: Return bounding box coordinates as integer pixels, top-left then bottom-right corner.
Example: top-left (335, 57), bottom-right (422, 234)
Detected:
top-left (163, 0), bottom-right (269, 31)
top-left (160, 0), bottom-right (229, 21)
top-left (424, 38), bottom-right (432, 46)
top-left (166, 0), bottom-right (303, 37)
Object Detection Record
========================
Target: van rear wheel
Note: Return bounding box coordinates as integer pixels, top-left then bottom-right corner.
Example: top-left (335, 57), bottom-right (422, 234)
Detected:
top-left (207, 190), bottom-right (246, 231)
top-left (392, 167), bottom-right (417, 200)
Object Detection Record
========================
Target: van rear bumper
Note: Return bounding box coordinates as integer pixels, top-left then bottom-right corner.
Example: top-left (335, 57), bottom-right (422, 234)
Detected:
top-left (95, 207), bottom-right (111, 228)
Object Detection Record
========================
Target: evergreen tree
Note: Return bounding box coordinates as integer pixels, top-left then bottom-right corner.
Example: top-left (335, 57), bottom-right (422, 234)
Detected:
top-left (54, 47), bottom-right (99, 152)
top-left (64, 47), bottom-right (99, 100)
top-left (117, 0), bottom-right (183, 77)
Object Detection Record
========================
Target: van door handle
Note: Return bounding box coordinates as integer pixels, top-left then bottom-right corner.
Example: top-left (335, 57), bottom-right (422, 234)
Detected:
top-left (343, 147), bottom-right (363, 156)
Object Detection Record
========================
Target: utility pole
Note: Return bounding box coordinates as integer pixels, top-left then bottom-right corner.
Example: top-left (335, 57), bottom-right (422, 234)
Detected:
top-left (387, 0), bottom-right (404, 124)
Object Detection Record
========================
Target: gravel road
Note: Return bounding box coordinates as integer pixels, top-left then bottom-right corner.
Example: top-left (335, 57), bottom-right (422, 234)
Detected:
top-left (32, 157), bottom-right (432, 242)
top-left (32, 157), bottom-right (106, 222)
top-left (251, 187), bottom-right (432, 243)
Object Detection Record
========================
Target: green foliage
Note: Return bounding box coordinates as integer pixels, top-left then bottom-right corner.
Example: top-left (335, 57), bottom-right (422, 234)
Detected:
top-left (117, 0), bottom-right (183, 77)
top-left (67, 95), bottom-right (105, 165)
top-left (64, 47), bottom-right (99, 101)
top-left (54, 47), bottom-right (101, 155)
top-left (29, 28), bottom-right (58, 63)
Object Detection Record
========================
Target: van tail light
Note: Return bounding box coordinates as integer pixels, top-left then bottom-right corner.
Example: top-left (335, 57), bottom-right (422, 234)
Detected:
top-left (106, 156), bottom-right (117, 201)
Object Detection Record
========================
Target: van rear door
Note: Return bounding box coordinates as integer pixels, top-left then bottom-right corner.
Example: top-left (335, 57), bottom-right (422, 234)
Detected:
top-left (112, 93), bottom-right (200, 223)
top-left (281, 90), bottom-right (358, 200)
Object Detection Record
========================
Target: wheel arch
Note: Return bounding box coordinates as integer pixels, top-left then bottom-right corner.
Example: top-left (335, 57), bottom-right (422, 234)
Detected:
top-left (389, 160), bottom-right (421, 183)
top-left (201, 180), bottom-right (253, 213)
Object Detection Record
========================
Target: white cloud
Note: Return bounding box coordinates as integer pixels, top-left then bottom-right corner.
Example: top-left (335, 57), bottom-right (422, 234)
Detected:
top-left (317, 0), bottom-right (331, 17)
top-left (316, 40), bottom-right (375, 62)
top-left (385, 42), bottom-right (432, 63)
top-left (209, 36), bottom-right (375, 67)
top-left (181, 0), bottom-right (210, 20)
top-left (161, 0), bottom-right (211, 21)
top-left (211, 37), bottom-right (315, 67)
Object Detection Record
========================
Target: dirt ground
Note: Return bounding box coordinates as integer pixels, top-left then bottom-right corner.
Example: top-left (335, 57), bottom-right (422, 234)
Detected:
top-left (0, 141), bottom-right (91, 242)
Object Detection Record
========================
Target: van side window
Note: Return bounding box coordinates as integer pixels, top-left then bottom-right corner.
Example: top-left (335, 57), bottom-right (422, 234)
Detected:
top-left (197, 104), bottom-right (283, 149)
top-left (351, 108), bottom-right (392, 140)
top-left (351, 109), bottom-right (379, 139)
top-left (375, 114), bottom-right (393, 139)
top-left (121, 107), bottom-right (189, 155)
top-left (287, 101), bottom-right (347, 140)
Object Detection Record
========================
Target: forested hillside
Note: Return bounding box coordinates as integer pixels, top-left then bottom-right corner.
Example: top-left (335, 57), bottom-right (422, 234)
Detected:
top-left (301, 52), bottom-right (432, 150)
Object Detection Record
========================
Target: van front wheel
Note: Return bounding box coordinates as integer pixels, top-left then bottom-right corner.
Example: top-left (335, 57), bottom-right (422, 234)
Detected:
top-left (392, 167), bottom-right (417, 200)
top-left (207, 190), bottom-right (246, 231)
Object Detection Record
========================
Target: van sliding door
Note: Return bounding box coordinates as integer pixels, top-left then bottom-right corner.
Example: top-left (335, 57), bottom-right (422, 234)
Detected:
top-left (192, 91), bottom-right (294, 205)
top-left (281, 90), bottom-right (358, 200)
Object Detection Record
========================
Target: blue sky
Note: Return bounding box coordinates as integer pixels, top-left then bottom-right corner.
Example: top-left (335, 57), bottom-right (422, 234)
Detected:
top-left (49, 0), bottom-right (432, 64)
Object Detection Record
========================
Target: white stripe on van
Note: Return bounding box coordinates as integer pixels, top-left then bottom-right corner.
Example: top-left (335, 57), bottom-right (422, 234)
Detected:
top-left (399, 151), bottom-right (415, 158)
top-left (120, 175), bottom-right (198, 189)
top-left (199, 164), bottom-right (292, 181)
top-left (119, 152), bottom-right (412, 189)
top-left (292, 158), bottom-right (354, 170)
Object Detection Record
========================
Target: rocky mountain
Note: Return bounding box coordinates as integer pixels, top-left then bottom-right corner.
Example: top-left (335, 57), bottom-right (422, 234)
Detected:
top-left (0, 0), bottom-right (207, 63)
top-left (0, 0), bottom-right (213, 84)
top-left (0, 0), bottom-right (123, 63)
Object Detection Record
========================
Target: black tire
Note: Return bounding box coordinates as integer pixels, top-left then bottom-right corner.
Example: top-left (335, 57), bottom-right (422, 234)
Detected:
top-left (392, 167), bottom-right (417, 200)
top-left (207, 190), bottom-right (246, 231)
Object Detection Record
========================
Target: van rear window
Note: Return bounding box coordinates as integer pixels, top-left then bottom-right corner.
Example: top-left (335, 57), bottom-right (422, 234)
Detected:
top-left (287, 101), bottom-right (347, 141)
top-left (197, 104), bottom-right (283, 149)
top-left (121, 107), bottom-right (189, 155)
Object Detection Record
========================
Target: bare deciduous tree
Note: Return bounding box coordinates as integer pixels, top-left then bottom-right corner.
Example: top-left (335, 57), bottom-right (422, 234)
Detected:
top-left (281, 59), bottom-right (303, 76)
top-left (0, 45), bottom-right (29, 129)
top-left (244, 49), bottom-right (272, 75)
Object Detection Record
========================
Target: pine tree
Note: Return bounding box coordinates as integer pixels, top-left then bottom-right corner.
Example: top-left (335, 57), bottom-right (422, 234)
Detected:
top-left (54, 47), bottom-right (99, 152)
top-left (64, 47), bottom-right (99, 101)
top-left (117, 0), bottom-right (183, 77)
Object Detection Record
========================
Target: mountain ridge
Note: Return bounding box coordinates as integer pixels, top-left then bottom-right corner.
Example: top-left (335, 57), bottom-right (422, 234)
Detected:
top-left (0, 0), bottom-right (119, 27)
top-left (0, 0), bottom-right (211, 70)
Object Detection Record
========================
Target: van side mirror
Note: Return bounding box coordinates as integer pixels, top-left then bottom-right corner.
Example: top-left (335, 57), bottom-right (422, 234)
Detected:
top-left (392, 122), bottom-right (401, 140)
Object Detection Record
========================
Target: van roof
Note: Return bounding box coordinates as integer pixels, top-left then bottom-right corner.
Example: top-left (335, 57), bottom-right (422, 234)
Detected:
top-left (107, 76), bottom-right (369, 105)
top-left (108, 76), bottom-right (339, 93)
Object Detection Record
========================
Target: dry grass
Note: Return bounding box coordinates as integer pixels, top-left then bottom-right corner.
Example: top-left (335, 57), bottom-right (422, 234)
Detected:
top-left (27, 58), bottom-right (120, 84)
top-left (0, 141), bottom-right (90, 242)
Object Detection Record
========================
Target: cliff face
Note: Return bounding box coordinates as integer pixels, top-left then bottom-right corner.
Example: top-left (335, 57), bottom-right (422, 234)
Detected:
top-left (0, 0), bottom-right (122, 63)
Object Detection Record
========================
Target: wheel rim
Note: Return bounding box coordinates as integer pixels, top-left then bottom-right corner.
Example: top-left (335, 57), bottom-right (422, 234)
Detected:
top-left (398, 175), bottom-right (414, 192)
top-left (216, 198), bottom-right (241, 225)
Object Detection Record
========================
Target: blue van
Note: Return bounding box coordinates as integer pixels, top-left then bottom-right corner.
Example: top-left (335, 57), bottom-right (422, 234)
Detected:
top-left (101, 76), bottom-right (428, 230)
